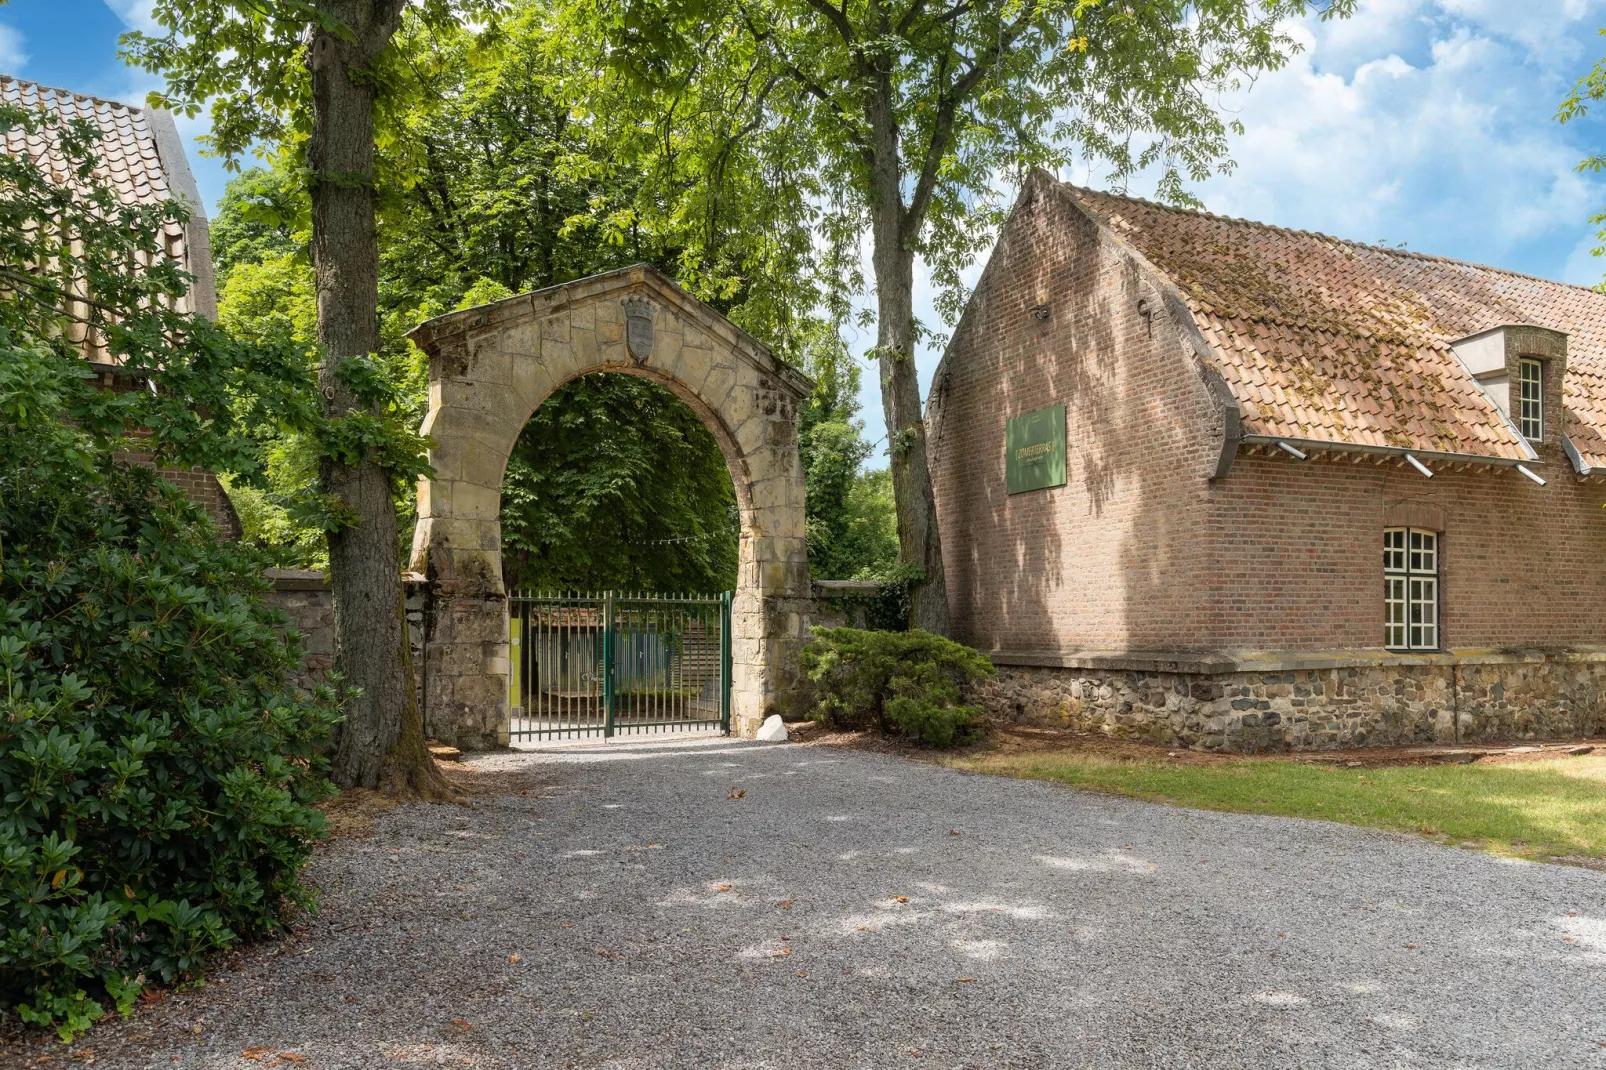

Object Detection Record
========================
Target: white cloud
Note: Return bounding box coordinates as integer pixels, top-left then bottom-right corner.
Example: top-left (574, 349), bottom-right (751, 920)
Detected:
top-left (102, 0), bottom-right (161, 34)
top-left (1187, 5), bottom-right (1605, 269)
top-left (0, 24), bottom-right (28, 71)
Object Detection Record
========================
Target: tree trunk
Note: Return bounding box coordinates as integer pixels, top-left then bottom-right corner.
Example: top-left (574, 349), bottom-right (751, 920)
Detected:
top-left (867, 97), bottom-right (949, 635)
top-left (308, 8), bottom-right (455, 799)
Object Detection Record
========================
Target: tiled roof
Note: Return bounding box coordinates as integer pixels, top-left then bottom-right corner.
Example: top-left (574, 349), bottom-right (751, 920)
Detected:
top-left (1063, 180), bottom-right (1606, 469)
top-left (0, 75), bottom-right (205, 356)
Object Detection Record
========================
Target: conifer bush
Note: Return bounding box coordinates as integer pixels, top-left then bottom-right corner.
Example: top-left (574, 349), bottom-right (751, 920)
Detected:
top-left (798, 627), bottom-right (994, 746)
top-left (0, 346), bottom-right (341, 1038)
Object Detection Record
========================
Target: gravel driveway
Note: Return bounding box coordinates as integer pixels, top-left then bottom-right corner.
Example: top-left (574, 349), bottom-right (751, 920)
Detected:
top-left (65, 739), bottom-right (1606, 1069)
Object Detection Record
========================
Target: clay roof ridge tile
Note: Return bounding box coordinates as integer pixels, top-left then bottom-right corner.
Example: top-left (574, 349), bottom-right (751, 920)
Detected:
top-left (1065, 181), bottom-right (1606, 298)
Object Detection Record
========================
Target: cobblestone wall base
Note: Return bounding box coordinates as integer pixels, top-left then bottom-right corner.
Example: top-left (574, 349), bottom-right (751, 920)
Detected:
top-left (978, 657), bottom-right (1606, 751)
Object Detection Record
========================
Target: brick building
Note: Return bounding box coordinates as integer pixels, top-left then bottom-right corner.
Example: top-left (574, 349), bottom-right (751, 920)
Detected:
top-left (2, 75), bottom-right (239, 538)
top-left (928, 170), bottom-right (1606, 750)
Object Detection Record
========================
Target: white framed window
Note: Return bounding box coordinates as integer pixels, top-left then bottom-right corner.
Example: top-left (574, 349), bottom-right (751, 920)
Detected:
top-left (1384, 528), bottom-right (1438, 651)
top-left (1518, 358), bottom-right (1543, 441)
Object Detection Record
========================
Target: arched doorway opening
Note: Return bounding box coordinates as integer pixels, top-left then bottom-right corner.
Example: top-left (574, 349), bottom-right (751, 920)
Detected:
top-left (501, 373), bottom-right (740, 743)
top-left (405, 266), bottom-right (813, 749)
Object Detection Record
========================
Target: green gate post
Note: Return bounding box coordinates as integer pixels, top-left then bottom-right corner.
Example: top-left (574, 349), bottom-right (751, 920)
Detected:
top-left (720, 590), bottom-right (732, 734)
top-left (603, 590), bottom-right (616, 738)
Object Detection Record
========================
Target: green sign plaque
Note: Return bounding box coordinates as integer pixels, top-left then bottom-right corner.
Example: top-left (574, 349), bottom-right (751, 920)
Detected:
top-left (1005, 405), bottom-right (1067, 495)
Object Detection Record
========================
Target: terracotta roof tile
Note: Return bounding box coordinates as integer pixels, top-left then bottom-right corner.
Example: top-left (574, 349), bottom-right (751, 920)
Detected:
top-left (0, 75), bottom-right (192, 360)
top-left (1067, 182), bottom-right (1606, 468)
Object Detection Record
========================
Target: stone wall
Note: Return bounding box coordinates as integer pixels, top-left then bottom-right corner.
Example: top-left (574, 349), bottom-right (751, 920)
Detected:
top-left (261, 569), bottom-right (427, 712)
top-left (808, 580), bottom-right (887, 630)
top-left (979, 654), bottom-right (1606, 751)
top-left (262, 570), bottom-right (334, 696)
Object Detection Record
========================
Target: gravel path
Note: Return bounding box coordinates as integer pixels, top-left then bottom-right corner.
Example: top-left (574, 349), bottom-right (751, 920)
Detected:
top-left (63, 739), bottom-right (1606, 1068)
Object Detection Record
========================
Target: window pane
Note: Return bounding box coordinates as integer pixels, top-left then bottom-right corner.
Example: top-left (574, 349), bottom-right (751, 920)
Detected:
top-left (1519, 360), bottom-right (1542, 440)
top-left (1384, 528), bottom-right (1406, 572)
top-left (1410, 577), bottom-right (1438, 649)
top-left (1385, 576), bottom-right (1407, 648)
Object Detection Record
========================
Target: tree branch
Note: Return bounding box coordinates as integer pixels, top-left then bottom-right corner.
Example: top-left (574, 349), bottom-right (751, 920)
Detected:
top-left (800, 0), bottom-right (857, 47)
top-left (904, 2), bottom-right (1038, 231)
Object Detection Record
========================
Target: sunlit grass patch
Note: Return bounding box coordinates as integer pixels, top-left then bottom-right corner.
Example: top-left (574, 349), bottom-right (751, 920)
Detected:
top-left (947, 751), bottom-right (1606, 863)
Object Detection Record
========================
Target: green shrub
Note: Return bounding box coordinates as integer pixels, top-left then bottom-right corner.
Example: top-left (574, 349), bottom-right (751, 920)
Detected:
top-left (797, 627), bottom-right (994, 747)
top-left (0, 346), bottom-right (341, 1038)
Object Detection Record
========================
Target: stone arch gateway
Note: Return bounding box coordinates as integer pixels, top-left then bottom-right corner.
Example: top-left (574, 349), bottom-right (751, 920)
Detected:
top-left (405, 265), bottom-right (814, 749)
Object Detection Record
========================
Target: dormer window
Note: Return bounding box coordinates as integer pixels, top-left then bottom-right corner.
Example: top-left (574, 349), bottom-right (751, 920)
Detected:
top-left (1448, 325), bottom-right (1566, 450)
top-left (1518, 359), bottom-right (1543, 440)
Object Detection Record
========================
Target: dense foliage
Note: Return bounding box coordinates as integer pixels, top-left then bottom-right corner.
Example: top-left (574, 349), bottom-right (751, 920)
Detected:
top-left (0, 347), bottom-right (340, 1038)
top-left (798, 628), bottom-right (994, 747)
top-left (501, 376), bottom-right (740, 592)
top-left (205, 3), bottom-right (900, 590)
top-left (0, 100), bottom-right (396, 1036)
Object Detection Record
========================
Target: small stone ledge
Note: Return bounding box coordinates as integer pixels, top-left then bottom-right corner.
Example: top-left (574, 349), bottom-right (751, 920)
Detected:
top-left (265, 568), bottom-right (330, 592)
top-left (985, 646), bottom-right (1606, 675)
top-left (811, 579), bottom-right (884, 597)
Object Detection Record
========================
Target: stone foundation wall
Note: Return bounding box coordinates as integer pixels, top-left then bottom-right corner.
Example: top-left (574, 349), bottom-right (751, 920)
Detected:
top-left (262, 570), bottom-right (335, 696)
top-left (978, 654), bottom-right (1606, 751)
top-left (262, 569), bottom-right (427, 710)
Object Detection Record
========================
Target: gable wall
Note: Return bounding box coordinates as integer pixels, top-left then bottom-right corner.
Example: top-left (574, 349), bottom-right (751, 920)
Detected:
top-left (927, 178), bottom-right (1224, 656)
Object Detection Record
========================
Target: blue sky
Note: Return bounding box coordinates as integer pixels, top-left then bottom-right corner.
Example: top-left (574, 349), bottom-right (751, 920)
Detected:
top-left (7, 2), bottom-right (1606, 452)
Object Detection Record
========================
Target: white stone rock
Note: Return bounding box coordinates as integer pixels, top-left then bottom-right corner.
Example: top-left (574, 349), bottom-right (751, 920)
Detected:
top-left (755, 714), bottom-right (789, 742)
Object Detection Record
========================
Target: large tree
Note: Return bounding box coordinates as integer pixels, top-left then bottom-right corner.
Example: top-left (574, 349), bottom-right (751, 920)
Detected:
top-left (123, 0), bottom-right (466, 796)
top-left (580, 0), bottom-right (1353, 631)
top-left (207, 7), bottom-right (894, 593)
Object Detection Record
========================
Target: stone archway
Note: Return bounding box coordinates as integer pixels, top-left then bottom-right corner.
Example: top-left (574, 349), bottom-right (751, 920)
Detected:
top-left (406, 265), bottom-right (814, 748)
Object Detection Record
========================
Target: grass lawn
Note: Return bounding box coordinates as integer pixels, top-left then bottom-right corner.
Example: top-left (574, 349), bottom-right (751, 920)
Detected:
top-left (946, 749), bottom-right (1606, 864)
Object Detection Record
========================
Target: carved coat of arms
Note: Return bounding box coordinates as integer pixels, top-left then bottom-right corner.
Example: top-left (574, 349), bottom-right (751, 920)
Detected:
top-left (624, 298), bottom-right (655, 364)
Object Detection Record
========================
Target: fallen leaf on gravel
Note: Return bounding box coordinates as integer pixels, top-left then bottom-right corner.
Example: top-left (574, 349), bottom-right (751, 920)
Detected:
top-left (242, 1048), bottom-right (273, 1061)
top-left (795, 972), bottom-right (808, 978)
top-left (727, 787), bottom-right (745, 799)
top-left (892, 896), bottom-right (909, 904)
top-left (450, 1019), bottom-right (471, 1032)
top-left (1404, 945), bottom-right (1417, 950)
top-left (508, 954), bottom-right (521, 963)
top-left (779, 899), bottom-right (794, 910)
top-left (956, 978), bottom-right (976, 983)
top-left (715, 883), bottom-right (733, 892)
top-left (276, 1055), bottom-right (308, 1066)
top-left (948, 829), bottom-right (960, 836)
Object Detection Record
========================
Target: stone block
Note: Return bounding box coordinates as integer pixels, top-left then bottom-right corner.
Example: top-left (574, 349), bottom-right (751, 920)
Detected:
top-left (651, 321), bottom-right (683, 366)
top-left (701, 365), bottom-right (737, 408)
top-left (541, 314), bottom-right (570, 344)
top-left (453, 481), bottom-right (502, 521)
top-left (572, 327), bottom-right (599, 367)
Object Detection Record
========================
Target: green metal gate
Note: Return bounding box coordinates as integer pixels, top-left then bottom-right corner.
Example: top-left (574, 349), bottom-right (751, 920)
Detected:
top-left (508, 590), bottom-right (732, 742)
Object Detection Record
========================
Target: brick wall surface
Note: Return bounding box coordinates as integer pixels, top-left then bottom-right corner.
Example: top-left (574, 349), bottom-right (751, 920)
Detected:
top-left (928, 176), bottom-right (1224, 657)
top-left (1207, 450), bottom-right (1606, 651)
